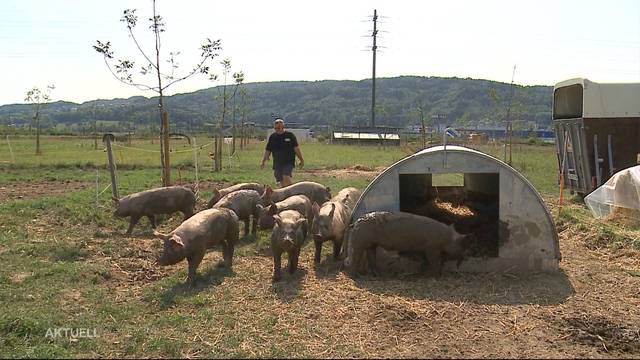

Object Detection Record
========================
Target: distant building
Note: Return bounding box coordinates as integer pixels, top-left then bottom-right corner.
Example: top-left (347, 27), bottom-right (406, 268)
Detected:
top-left (331, 126), bottom-right (401, 146)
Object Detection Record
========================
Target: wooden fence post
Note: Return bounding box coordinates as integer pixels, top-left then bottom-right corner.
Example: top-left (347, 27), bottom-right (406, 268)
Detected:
top-left (103, 134), bottom-right (119, 199)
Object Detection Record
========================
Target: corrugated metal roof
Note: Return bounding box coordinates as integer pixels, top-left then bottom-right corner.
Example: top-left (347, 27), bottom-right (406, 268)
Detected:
top-left (333, 132), bottom-right (400, 140)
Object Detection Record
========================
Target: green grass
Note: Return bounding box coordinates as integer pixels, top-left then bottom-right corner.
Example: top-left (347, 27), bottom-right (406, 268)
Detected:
top-left (0, 135), bottom-right (559, 194)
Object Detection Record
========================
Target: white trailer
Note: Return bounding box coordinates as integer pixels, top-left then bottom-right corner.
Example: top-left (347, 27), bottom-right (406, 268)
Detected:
top-left (553, 78), bottom-right (640, 196)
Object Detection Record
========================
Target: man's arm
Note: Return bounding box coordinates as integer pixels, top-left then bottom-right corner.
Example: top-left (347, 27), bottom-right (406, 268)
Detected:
top-left (294, 146), bottom-right (304, 168)
top-left (260, 150), bottom-right (271, 169)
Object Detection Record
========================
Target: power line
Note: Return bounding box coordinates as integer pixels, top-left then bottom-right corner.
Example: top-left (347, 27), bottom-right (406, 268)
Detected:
top-left (371, 9), bottom-right (378, 127)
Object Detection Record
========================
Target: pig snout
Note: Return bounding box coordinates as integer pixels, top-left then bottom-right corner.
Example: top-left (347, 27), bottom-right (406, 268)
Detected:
top-left (156, 254), bottom-right (170, 266)
top-left (313, 231), bottom-right (328, 242)
top-left (280, 236), bottom-right (295, 251)
top-left (157, 252), bottom-right (182, 266)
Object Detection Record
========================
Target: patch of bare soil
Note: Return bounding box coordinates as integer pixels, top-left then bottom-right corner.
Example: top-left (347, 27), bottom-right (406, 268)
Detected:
top-left (556, 315), bottom-right (640, 353)
top-left (0, 180), bottom-right (90, 204)
top-left (298, 165), bottom-right (386, 180)
top-left (10, 272), bottom-right (33, 284)
top-left (89, 225), bottom-right (182, 292)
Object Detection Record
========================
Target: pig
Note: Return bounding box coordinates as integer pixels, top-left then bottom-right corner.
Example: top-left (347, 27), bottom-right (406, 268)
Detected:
top-left (261, 181), bottom-right (331, 208)
top-left (206, 182), bottom-right (265, 209)
top-left (256, 194), bottom-right (313, 230)
top-left (270, 210), bottom-right (308, 282)
top-left (345, 211), bottom-right (470, 277)
top-left (334, 187), bottom-right (362, 211)
top-left (112, 185), bottom-right (196, 235)
top-left (153, 207), bottom-right (239, 284)
top-left (310, 187), bottom-right (360, 263)
top-left (211, 189), bottom-right (261, 236)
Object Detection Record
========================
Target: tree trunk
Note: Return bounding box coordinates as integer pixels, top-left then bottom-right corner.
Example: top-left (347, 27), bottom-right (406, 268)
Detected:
top-left (240, 117), bottom-right (245, 149)
top-left (231, 95), bottom-right (236, 155)
top-left (94, 119), bottom-right (98, 150)
top-left (35, 115), bottom-right (41, 155)
top-left (213, 134), bottom-right (218, 171)
top-left (161, 110), bottom-right (171, 186)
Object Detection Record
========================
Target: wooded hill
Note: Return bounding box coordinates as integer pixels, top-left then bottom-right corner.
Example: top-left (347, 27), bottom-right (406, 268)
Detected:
top-left (0, 76), bottom-right (553, 133)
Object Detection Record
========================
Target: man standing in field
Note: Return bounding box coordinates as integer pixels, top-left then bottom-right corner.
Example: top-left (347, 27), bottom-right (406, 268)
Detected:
top-left (260, 118), bottom-right (304, 187)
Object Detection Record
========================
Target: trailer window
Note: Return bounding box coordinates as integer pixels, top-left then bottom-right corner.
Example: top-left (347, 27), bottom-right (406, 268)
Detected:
top-left (553, 84), bottom-right (583, 119)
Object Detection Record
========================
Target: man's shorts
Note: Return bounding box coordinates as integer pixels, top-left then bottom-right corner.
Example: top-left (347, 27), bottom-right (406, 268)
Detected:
top-left (274, 164), bottom-right (294, 183)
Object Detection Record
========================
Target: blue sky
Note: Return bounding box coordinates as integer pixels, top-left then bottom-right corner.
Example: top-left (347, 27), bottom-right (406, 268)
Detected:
top-left (1, 0), bottom-right (639, 106)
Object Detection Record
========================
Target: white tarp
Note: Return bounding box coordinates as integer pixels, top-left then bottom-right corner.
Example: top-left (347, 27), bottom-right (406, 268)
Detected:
top-left (585, 165), bottom-right (640, 219)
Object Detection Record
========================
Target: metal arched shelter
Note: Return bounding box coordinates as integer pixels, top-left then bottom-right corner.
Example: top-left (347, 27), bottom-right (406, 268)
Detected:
top-left (351, 145), bottom-right (560, 272)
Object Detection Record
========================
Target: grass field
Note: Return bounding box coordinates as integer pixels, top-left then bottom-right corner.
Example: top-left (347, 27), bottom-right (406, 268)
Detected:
top-left (0, 136), bottom-right (638, 358)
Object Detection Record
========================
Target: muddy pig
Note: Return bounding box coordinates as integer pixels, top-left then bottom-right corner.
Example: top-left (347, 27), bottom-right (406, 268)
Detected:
top-left (310, 187), bottom-right (359, 263)
top-left (345, 211), bottom-right (470, 277)
top-left (211, 189), bottom-right (261, 236)
top-left (261, 181), bottom-right (331, 207)
top-left (154, 207), bottom-right (239, 284)
top-left (270, 210), bottom-right (308, 282)
top-left (113, 185), bottom-right (196, 235)
top-left (256, 194), bottom-right (313, 230)
top-left (206, 182), bottom-right (265, 208)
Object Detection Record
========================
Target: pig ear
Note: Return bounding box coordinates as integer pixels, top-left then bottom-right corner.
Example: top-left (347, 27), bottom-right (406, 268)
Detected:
top-left (111, 196), bottom-right (120, 205)
top-left (328, 203), bottom-right (336, 218)
top-left (296, 218), bottom-right (307, 228)
top-left (273, 215), bottom-right (283, 228)
top-left (153, 230), bottom-right (171, 241)
top-left (170, 236), bottom-right (184, 250)
top-left (326, 187), bottom-right (332, 197)
top-left (265, 186), bottom-right (273, 197)
top-left (269, 202), bottom-right (278, 214)
top-left (312, 202), bottom-right (320, 216)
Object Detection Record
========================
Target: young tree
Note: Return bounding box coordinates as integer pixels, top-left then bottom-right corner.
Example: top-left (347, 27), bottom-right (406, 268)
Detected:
top-left (211, 59), bottom-right (243, 171)
top-left (93, 0), bottom-right (222, 186)
top-left (238, 86), bottom-right (252, 150)
top-left (230, 71), bottom-right (245, 155)
top-left (24, 85), bottom-right (55, 155)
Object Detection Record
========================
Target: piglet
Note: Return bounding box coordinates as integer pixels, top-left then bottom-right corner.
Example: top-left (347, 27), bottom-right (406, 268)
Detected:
top-left (206, 182), bottom-right (265, 209)
top-left (270, 210), bottom-right (307, 282)
top-left (154, 207), bottom-right (239, 284)
top-left (113, 185), bottom-right (195, 235)
top-left (256, 194), bottom-right (312, 230)
top-left (346, 211), bottom-right (470, 277)
top-left (261, 181), bottom-right (331, 207)
top-left (310, 187), bottom-right (360, 263)
top-left (211, 189), bottom-right (261, 236)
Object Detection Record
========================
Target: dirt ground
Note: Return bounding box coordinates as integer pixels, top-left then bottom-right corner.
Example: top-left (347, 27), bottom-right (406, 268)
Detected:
top-left (8, 178), bottom-right (640, 357)
top-left (298, 165), bottom-right (386, 181)
top-left (0, 179), bottom-right (90, 205)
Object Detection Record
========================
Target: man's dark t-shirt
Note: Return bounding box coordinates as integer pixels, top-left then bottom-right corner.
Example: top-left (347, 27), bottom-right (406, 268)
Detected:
top-left (265, 131), bottom-right (298, 169)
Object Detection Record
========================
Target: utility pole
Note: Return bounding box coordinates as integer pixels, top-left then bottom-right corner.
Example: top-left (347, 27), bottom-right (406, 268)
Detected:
top-left (504, 64), bottom-right (516, 165)
top-left (417, 107), bottom-right (426, 149)
top-left (91, 106), bottom-right (98, 150)
top-left (370, 9), bottom-right (378, 128)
